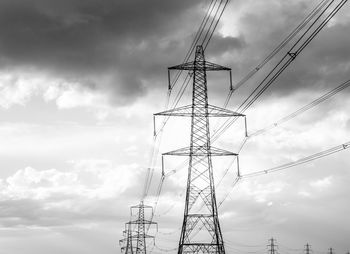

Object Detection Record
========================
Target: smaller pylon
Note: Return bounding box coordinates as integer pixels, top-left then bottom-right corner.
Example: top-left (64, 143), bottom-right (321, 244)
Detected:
top-left (119, 223), bottom-right (135, 254)
top-left (304, 243), bottom-right (312, 254)
top-left (328, 248), bottom-right (334, 254)
top-left (119, 201), bottom-right (157, 254)
top-left (268, 238), bottom-right (278, 254)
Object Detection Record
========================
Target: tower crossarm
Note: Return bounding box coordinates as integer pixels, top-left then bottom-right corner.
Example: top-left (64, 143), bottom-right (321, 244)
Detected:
top-left (163, 146), bottom-right (237, 157)
top-left (154, 104), bottom-right (244, 117)
top-left (120, 234), bottom-right (151, 241)
top-left (169, 60), bottom-right (231, 71)
top-left (131, 203), bottom-right (153, 210)
top-left (127, 220), bottom-right (157, 225)
top-left (122, 234), bottom-right (155, 240)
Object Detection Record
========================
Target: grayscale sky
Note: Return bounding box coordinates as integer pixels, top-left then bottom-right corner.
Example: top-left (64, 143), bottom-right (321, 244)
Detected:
top-left (0, 0), bottom-right (349, 253)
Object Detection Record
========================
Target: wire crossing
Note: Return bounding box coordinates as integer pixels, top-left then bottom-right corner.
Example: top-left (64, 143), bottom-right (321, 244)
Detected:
top-left (212, 0), bottom-right (348, 142)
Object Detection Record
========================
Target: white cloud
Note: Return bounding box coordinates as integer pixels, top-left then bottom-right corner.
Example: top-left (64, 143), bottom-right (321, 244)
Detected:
top-left (1, 161), bottom-right (138, 201)
top-left (0, 72), bottom-right (40, 108)
top-left (239, 180), bottom-right (286, 203)
top-left (0, 70), bottom-right (114, 120)
top-left (310, 176), bottom-right (333, 189)
top-left (0, 160), bottom-right (142, 228)
top-left (298, 190), bottom-right (311, 198)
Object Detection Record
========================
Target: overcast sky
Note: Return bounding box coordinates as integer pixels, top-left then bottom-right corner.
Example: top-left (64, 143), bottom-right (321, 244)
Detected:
top-left (0, 0), bottom-right (350, 253)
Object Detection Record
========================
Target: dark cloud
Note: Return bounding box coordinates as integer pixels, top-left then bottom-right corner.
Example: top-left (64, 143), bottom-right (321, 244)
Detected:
top-left (0, 0), bottom-right (196, 101)
top-left (207, 34), bottom-right (246, 57)
top-left (0, 0), bottom-right (248, 105)
top-left (226, 1), bottom-right (350, 99)
top-left (0, 0), bottom-right (348, 104)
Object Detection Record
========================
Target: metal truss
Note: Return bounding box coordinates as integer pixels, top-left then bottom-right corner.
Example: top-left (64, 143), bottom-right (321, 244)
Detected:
top-left (120, 202), bottom-right (158, 254)
top-left (156, 45), bottom-right (245, 254)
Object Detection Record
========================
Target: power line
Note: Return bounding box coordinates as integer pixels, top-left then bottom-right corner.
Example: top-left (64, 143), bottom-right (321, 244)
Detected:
top-left (249, 79), bottom-right (350, 137)
top-left (211, 0), bottom-right (348, 143)
top-left (227, 0), bottom-right (332, 95)
top-left (241, 141), bottom-right (350, 179)
top-left (217, 141), bottom-right (350, 207)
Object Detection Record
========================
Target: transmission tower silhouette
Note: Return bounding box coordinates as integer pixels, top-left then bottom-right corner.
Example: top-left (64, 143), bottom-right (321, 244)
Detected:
top-left (304, 243), bottom-right (312, 254)
top-left (119, 201), bottom-right (157, 254)
top-left (156, 45), bottom-right (244, 253)
top-left (268, 238), bottom-right (278, 254)
top-left (120, 222), bottom-right (134, 254)
top-left (329, 248), bottom-right (335, 254)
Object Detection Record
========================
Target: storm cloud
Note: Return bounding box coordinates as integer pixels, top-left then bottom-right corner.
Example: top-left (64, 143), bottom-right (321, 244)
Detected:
top-left (0, 0), bottom-right (248, 105)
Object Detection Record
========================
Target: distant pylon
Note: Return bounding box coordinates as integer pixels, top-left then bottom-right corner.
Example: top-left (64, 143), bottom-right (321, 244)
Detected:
top-left (268, 238), bottom-right (278, 254)
top-left (120, 223), bottom-right (134, 254)
top-left (119, 201), bottom-right (157, 254)
top-left (304, 243), bottom-right (312, 254)
top-left (156, 45), bottom-right (244, 253)
top-left (329, 248), bottom-right (334, 254)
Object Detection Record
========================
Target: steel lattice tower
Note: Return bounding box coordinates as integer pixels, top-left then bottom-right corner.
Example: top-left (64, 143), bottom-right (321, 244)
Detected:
top-left (156, 45), bottom-right (244, 253)
top-left (304, 243), bottom-right (312, 254)
top-left (120, 202), bottom-right (157, 254)
top-left (268, 238), bottom-right (278, 254)
top-left (121, 223), bottom-right (134, 254)
top-left (120, 221), bottom-right (135, 254)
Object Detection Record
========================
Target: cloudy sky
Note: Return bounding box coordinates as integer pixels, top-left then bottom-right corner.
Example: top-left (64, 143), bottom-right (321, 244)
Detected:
top-left (0, 0), bottom-right (350, 253)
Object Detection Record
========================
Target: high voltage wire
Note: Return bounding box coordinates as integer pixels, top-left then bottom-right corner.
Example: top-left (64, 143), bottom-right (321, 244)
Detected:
top-left (218, 0), bottom-right (333, 142)
top-left (241, 141), bottom-right (350, 179)
top-left (249, 79), bottom-right (350, 137)
top-left (169, 0), bottom-right (216, 91)
top-left (153, 0), bottom-right (228, 138)
top-left (152, 0), bottom-right (227, 139)
top-left (213, 78), bottom-right (350, 194)
top-left (217, 141), bottom-right (350, 207)
top-left (203, 0), bottom-right (229, 50)
top-left (188, 140), bottom-right (350, 241)
top-left (224, 0), bottom-right (331, 100)
top-left (211, 0), bottom-right (347, 142)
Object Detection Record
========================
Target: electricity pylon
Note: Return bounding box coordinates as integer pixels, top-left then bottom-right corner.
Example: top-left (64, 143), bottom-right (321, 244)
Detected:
top-left (155, 45), bottom-right (244, 253)
top-left (120, 223), bottom-right (134, 254)
top-left (329, 248), bottom-right (334, 254)
top-left (304, 243), bottom-right (312, 254)
top-left (120, 201), bottom-right (157, 254)
top-left (268, 238), bottom-right (278, 254)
